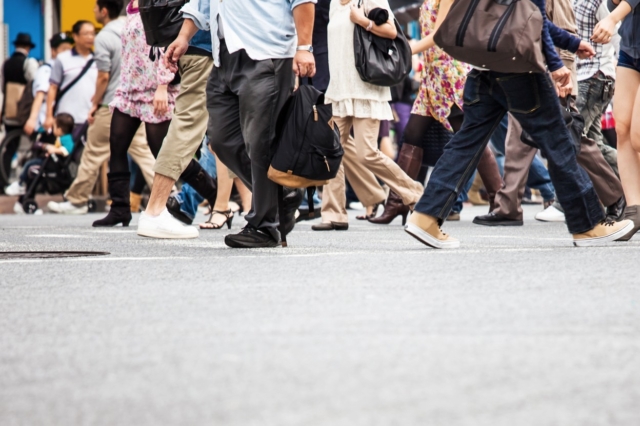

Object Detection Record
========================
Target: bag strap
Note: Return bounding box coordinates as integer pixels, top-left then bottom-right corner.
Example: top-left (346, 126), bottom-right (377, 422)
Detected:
top-left (54, 58), bottom-right (95, 114)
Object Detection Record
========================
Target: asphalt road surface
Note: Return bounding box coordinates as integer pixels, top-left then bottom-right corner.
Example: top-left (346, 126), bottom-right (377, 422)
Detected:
top-left (1, 205), bottom-right (639, 426)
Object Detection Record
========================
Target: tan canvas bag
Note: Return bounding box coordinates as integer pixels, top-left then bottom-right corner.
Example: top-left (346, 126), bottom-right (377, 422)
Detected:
top-left (434, 0), bottom-right (547, 73)
top-left (4, 82), bottom-right (26, 120)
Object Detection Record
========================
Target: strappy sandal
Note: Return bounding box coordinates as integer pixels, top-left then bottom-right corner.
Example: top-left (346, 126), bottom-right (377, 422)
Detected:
top-left (356, 202), bottom-right (381, 220)
top-left (200, 209), bottom-right (234, 230)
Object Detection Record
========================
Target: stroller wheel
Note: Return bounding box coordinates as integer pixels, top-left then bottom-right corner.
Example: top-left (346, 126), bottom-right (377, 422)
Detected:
top-left (22, 199), bottom-right (39, 215)
top-left (87, 199), bottom-right (97, 213)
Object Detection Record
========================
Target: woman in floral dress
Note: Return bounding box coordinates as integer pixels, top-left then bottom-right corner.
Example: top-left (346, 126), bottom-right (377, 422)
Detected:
top-left (369, 0), bottom-right (503, 224)
top-left (94, 0), bottom-right (217, 227)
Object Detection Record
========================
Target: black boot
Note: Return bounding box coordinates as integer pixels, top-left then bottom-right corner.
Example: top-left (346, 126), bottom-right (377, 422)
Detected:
top-left (93, 172), bottom-right (132, 227)
top-left (168, 161), bottom-right (218, 223)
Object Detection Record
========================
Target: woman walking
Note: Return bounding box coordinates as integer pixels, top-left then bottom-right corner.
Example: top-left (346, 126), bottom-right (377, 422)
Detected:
top-left (314, 0), bottom-right (424, 231)
top-left (368, 0), bottom-right (503, 224)
top-left (93, 0), bottom-right (216, 227)
top-left (592, 0), bottom-right (640, 240)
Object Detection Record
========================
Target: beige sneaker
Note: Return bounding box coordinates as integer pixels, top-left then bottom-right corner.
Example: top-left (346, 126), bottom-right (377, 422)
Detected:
top-left (573, 219), bottom-right (634, 247)
top-left (405, 211), bottom-right (460, 249)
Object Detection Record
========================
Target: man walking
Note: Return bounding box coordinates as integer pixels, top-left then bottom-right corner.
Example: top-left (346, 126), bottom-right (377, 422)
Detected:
top-left (48, 1), bottom-right (156, 215)
top-left (138, 0), bottom-right (316, 247)
top-left (405, 0), bottom-right (633, 248)
top-left (2, 33), bottom-right (39, 135)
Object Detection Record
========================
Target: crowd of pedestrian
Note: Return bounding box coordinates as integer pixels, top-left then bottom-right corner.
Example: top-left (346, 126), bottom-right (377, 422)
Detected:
top-left (1, 0), bottom-right (639, 249)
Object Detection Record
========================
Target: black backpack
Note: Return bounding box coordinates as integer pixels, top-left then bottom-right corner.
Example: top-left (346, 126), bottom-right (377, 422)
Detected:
top-left (269, 85), bottom-right (343, 246)
top-left (139, 0), bottom-right (187, 49)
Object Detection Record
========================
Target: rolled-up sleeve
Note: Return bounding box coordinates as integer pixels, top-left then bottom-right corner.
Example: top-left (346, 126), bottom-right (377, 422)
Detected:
top-left (182, 0), bottom-right (210, 31)
top-left (93, 36), bottom-right (111, 73)
top-left (609, 0), bottom-right (640, 11)
top-left (290, 0), bottom-right (317, 11)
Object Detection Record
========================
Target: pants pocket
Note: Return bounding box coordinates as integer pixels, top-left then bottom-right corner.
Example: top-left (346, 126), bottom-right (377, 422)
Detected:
top-left (463, 70), bottom-right (481, 106)
top-left (496, 74), bottom-right (541, 114)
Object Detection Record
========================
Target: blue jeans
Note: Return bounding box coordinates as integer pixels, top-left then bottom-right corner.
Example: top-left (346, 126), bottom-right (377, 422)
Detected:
top-left (174, 139), bottom-right (217, 220)
top-left (491, 115), bottom-right (556, 201)
top-left (415, 70), bottom-right (603, 234)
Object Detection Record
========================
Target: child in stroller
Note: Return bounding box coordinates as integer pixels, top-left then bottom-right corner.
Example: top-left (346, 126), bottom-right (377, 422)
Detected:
top-left (4, 113), bottom-right (81, 213)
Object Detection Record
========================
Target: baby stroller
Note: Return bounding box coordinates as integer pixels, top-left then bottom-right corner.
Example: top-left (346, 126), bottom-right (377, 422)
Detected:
top-left (19, 123), bottom-right (89, 214)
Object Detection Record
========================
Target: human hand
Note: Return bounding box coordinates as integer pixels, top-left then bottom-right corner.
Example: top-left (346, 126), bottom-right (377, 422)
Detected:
top-left (591, 15), bottom-right (616, 44)
top-left (164, 35), bottom-right (189, 73)
top-left (576, 40), bottom-right (596, 59)
top-left (350, 3), bottom-right (367, 26)
top-left (87, 104), bottom-right (98, 125)
top-left (43, 116), bottom-right (55, 134)
top-left (556, 80), bottom-right (573, 98)
top-left (153, 86), bottom-right (169, 116)
top-left (550, 66), bottom-right (571, 87)
top-left (23, 117), bottom-right (37, 136)
top-left (293, 51), bottom-right (316, 78)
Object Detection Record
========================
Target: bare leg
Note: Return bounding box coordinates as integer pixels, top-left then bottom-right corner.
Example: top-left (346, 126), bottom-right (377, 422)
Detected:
top-left (145, 174), bottom-right (176, 217)
top-left (200, 154), bottom-right (234, 229)
top-left (234, 178), bottom-right (252, 213)
top-left (614, 68), bottom-right (640, 205)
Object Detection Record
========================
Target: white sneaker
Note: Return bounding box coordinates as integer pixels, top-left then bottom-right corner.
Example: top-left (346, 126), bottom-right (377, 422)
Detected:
top-left (47, 201), bottom-right (88, 214)
top-left (5, 181), bottom-right (26, 196)
top-left (137, 208), bottom-right (199, 239)
top-left (13, 202), bottom-right (25, 214)
top-left (535, 205), bottom-right (565, 222)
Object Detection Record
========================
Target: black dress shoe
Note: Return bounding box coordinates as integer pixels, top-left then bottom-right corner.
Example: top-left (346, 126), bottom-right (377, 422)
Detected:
top-left (166, 196), bottom-right (193, 225)
top-left (473, 212), bottom-right (523, 226)
top-left (311, 222), bottom-right (349, 231)
top-left (606, 196), bottom-right (626, 221)
top-left (281, 188), bottom-right (305, 237)
top-left (224, 224), bottom-right (279, 248)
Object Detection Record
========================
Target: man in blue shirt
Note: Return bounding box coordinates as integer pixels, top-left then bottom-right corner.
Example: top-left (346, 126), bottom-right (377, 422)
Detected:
top-left (140, 0), bottom-right (317, 247)
top-left (404, 0), bottom-right (635, 248)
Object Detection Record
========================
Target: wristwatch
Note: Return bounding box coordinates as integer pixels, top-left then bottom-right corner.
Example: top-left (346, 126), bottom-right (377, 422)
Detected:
top-left (296, 45), bottom-right (314, 53)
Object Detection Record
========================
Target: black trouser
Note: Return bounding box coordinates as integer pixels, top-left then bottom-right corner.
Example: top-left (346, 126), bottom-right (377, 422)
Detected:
top-left (207, 41), bottom-right (295, 239)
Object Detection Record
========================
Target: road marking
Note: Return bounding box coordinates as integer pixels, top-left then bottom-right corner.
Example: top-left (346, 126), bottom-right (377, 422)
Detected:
top-left (27, 234), bottom-right (86, 238)
top-left (0, 256), bottom-right (191, 264)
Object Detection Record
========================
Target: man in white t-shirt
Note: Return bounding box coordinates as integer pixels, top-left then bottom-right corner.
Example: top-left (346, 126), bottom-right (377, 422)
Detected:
top-left (45, 21), bottom-right (98, 132)
top-left (23, 33), bottom-right (74, 136)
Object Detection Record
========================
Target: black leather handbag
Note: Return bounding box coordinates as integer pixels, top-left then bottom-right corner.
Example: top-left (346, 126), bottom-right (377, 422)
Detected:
top-left (353, 0), bottom-right (412, 87)
top-left (139, 0), bottom-right (187, 48)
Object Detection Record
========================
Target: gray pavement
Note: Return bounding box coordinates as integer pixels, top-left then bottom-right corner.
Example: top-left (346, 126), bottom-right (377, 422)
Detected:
top-left (1, 204), bottom-right (639, 426)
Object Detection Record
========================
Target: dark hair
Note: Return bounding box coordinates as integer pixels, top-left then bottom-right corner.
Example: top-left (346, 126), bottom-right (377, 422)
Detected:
top-left (72, 20), bottom-right (94, 35)
top-left (55, 113), bottom-right (75, 135)
top-left (97, 0), bottom-right (125, 20)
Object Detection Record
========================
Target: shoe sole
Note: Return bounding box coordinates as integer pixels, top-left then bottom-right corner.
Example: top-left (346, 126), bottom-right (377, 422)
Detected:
top-left (573, 222), bottom-right (634, 247)
top-left (534, 216), bottom-right (565, 222)
top-left (224, 238), bottom-right (279, 248)
top-left (137, 227), bottom-right (199, 239)
top-left (472, 218), bottom-right (523, 226)
top-left (404, 223), bottom-right (460, 249)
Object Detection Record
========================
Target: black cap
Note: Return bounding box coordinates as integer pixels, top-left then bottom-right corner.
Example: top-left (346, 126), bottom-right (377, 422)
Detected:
top-left (50, 33), bottom-right (74, 49)
top-left (13, 33), bottom-right (36, 49)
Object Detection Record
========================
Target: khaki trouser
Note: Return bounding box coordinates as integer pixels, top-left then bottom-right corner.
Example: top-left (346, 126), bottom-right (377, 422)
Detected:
top-left (153, 54), bottom-right (214, 181)
top-left (494, 113), bottom-right (623, 220)
top-left (65, 107), bottom-right (154, 205)
top-left (321, 116), bottom-right (423, 223)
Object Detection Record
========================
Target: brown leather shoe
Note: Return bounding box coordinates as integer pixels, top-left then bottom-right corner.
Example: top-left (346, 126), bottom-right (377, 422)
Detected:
top-left (405, 212), bottom-right (460, 249)
top-left (311, 222), bottom-right (349, 231)
top-left (573, 219), bottom-right (634, 247)
top-left (368, 143), bottom-right (423, 225)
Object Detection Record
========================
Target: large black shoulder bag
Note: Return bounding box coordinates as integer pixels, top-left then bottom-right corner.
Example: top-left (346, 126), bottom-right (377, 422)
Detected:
top-left (353, 0), bottom-right (412, 87)
top-left (139, 0), bottom-right (187, 51)
top-left (269, 85), bottom-right (343, 246)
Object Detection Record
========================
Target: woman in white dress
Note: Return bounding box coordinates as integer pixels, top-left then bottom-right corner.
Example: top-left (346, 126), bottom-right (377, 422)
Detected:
top-left (314, 0), bottom-right (424, 231)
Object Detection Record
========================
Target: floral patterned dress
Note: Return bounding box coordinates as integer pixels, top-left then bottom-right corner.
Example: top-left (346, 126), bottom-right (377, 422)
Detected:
top-left (411, 0), bottom-right (470, 131)
top-left (110, 2), bottom-right (179, 124)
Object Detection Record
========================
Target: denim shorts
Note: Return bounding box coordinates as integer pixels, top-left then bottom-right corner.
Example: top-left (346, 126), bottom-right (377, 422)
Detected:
top-left (618, 50), bottom-right (640, 73)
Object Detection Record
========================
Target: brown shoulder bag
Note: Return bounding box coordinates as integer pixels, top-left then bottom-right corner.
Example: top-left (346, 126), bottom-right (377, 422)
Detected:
top-left (433, 0), bottom-right (547, 73)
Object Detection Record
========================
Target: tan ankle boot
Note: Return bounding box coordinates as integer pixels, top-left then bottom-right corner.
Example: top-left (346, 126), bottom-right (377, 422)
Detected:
top-left (468, 173), bottom-right (489, 206)
top-left (405, 211), bottom-right (460, 249)
top-left (130, 193), bottom-right (142, 213)
top-left (572, 219), bottom-right (634, 247)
